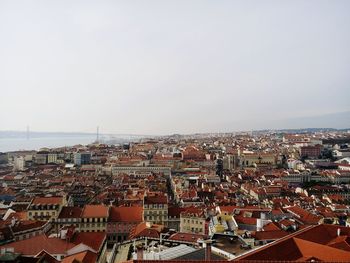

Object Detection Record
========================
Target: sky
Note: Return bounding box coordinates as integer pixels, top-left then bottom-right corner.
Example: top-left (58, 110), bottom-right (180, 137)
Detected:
top-left (0, 0), bottom-right (349, 135)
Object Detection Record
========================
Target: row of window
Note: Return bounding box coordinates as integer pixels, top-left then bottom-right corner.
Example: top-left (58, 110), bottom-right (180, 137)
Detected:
top-left (107, 234), bottom-right (128, 242)
top-left (144, 204), bottom-right (167, 208)
top-left (29, 205), bottom-right (58, 210)
top-left (81, 223), bottom-right (105, 228)
top-left (29, 211), bottom-right (55, 217)
top-left (107, 226), bottom-right (130, 232)
top-left (58, 218), bottom-right (79, 222)
top-left (146, 215), bottom-right (167, 221)
top-left (182, 226), bottom-right (202, 233)
top-left (108, 223), bottom-right (132, 227)
top-left (82, 229), bottom-right (103, 232)
top-left (144, 210), bottom-right (167, 215)
top-left (182, 219), bottom-right (203, 224)
top-left (83, 218), bottom-right (107, 223)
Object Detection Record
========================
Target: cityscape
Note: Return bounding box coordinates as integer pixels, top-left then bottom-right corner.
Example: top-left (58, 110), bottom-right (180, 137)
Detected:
top-left (1, 1), bottom-right (350, 263)
top-left (1, 129), bottom-right (350, 262)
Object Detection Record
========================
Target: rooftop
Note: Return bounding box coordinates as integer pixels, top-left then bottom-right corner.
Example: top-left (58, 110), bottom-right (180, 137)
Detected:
top-left (81, 205), bottom-right (109, 218)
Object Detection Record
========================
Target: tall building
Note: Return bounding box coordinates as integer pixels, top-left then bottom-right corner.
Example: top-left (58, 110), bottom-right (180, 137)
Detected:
top-left (35, 151), bottom-right (48, 165)
top-left (0, 152), bottom-right (7, 164)
top-left (73, 152), bottom-right (91, 166)
top-left (80, 205), bottom-right (109, 232)
top-left (14, 156), bottom-right (25, 171)
top-left (28, 196), bottom-right (66, 221)
top-left (107, 206), bottom-right (143, 243)
top-left (143, 194), bottom-right (168, 226)
top-left (300, 145), bottom-right (323, 158)
top-left (180, 207), bottom-right (208, 235)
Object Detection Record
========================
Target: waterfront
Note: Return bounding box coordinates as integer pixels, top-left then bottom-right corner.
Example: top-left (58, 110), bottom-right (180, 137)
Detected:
top-left (0, 136), bottom-right (97, 152)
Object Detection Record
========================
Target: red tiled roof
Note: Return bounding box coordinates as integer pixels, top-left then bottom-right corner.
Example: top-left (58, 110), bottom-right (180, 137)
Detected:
top-left (35, 251), bottom-right (60, 263)
top-left (12, 220), bottom-right (47, 233)
top-left (262, 222), bottom-right (281, 231)
top-left (236, 224), bottom-right (350, 262)
top-left (32, 197), bottom-right (63, 205)
top-left (144, 195), bottom-right (168, 204)
top-left (72, 232), bottom-right (106, 252)
top-left (62, 251), bottom-right (97, 263)
top-left (219, 206), bottom-right (238, 214)
top-left (58, 207), bottom-right (83, 219)
top-left (82, 205), bottom-right (109, 218)
top-left (129, 222), bottom-right (164, 239)
top-left (109, 206), bottom-right (143, 222)
top-left (168, 232), bottom-right (207, 243)
top-left (235, 216), bottom-right (257, 225)
top-left (0, 234), bottom-right (75, 255)
top-left (286, 206), bottom-right (322, 225)
top-left (168, 206), bottom-right (188, 218)
top-left (180, 206), bottom-right (205, 218)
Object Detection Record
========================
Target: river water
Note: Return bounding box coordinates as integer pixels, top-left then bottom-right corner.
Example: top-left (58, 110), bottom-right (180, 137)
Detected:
top-left (0, 135), bottom-right (97, 152)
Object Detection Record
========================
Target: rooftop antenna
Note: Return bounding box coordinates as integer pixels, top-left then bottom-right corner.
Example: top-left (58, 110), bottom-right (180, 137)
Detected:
top-left (26, 125), bottom-right (30, 140)
top-left (96, 126), bottom-right (99, 143)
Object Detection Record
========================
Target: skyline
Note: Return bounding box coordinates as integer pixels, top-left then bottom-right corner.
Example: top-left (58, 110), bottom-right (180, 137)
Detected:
top-left (1, 0), bottom-right (350, 134)
top-left (1, 110), bottom-right (349, 137)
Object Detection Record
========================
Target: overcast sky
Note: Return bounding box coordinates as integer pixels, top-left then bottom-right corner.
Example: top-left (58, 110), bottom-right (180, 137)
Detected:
top-left (1, 0), bottom-right (349, 135)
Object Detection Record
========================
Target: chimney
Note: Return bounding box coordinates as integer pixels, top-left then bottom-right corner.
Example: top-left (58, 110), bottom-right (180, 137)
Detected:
top-left (205, 242), bottom-right (212, 261)
top-left (199, 239), bottom-right (213, 261)
top-left (11, 217), bottom-right (16, 227)
top-left (136, 244), bottom-right (144, 260)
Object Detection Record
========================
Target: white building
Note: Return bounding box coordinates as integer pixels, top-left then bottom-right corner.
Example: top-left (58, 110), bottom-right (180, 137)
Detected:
top-left (14, 156), bottom-right (25, 171)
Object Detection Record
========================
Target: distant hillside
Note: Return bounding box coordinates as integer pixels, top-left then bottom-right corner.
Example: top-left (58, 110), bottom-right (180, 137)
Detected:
top-left (222, 111), bottom-right (350, 132)
top-left (274, 111), bottom-right (350, 130)
top-left (255, 127), bottom-right (349, 134)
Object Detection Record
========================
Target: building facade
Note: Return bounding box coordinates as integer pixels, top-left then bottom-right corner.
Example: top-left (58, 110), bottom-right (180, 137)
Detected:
top-left (143, 194), bottom-right (168, 226)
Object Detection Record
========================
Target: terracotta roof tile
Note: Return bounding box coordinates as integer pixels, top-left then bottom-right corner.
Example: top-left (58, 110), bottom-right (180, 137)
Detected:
top-left (236, 224), bottom-right (350, 262)
top-left (72, 232), bottom-right (106, 252)
top-left (81, 205), bottom-right (109, 218)
top-left (109, 206), bottom-right (143, 222)
top-left (62, 251), bottom-right (97, 263)
top-left (0, 234), bottom-right (75, 255)
top-left (58, 207), bottom-right (83, 219)
top-left (32, 197), bottom-right (64, 205)
top-left (168, 233), bottom-right (207, 243)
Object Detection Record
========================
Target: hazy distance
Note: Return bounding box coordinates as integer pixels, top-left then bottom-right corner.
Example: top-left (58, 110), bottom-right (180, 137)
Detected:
top-left (1, 0), bottom-right (349, 135)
